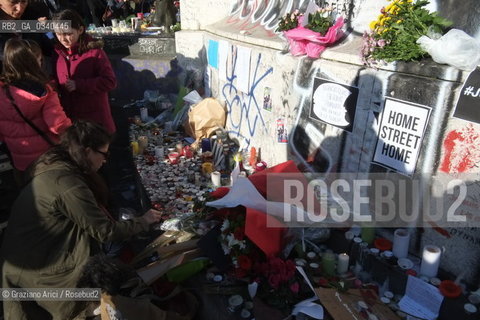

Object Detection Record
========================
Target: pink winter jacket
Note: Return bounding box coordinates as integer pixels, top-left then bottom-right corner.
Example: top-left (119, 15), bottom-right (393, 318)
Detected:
top-left (53, 37), bottom-right (117, 134)
top-left (0, 82), bottom-right (72, 171)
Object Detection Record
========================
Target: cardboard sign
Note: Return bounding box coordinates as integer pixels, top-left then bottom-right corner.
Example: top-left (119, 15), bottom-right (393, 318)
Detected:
top-left (310, 78), bottom-right (359, 132)
top-left (316, 288), bottom-right (401, 320)
top-left (372, 98), bottom-right (431, 176)
top-left (453, 67), bottom-right (480, 124)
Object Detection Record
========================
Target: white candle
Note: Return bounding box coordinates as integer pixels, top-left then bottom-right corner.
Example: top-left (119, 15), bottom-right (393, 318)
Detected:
top-left (211, 171), bottom-right (221, 187)
top-left (337, 253), bottom-right (350, 274)
top-left (420, 245), bottom-right (441, 277)
top-left (392, 228), bottom-right (410, 259)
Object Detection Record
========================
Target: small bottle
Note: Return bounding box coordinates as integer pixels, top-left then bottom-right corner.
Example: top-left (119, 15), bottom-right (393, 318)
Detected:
top-left (230, 153), bottom-right (241, 186)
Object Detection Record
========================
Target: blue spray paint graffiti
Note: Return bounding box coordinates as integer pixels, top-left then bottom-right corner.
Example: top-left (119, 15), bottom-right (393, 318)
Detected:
top-left (222, 52), bottom-right (273, 147)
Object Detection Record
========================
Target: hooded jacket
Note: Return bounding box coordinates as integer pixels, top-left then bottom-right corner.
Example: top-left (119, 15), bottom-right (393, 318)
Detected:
top-left (53, 36), bottom-right (117, 133)
top-left (1, 161), bottom-right (150, 319)
top-left (0, 81), bottom-right (71, 171)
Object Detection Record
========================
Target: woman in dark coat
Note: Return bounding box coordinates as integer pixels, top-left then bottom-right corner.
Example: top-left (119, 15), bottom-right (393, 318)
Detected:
top-left (1, 121), bottom-right (162, 319)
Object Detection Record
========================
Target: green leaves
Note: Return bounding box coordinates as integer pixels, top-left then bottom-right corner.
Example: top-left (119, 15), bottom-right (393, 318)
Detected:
top-left (306, 12), bottom-right (334, 35)
top-left (363, 0), bottom-right (452, 64)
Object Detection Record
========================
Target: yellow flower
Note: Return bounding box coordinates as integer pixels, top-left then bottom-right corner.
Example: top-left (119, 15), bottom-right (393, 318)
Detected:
top-left (388, 5), bottom-right (398, 14)
top-left (396, 19), bottom-right (403, 23)
top-left (379, 17), bottom-right (391, 26)
top-left (369, 20), bottom-right (377, 29)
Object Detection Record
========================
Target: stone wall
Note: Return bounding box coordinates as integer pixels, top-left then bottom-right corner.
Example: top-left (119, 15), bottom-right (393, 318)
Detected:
top-left (175, 0), bottom-right (480, 285)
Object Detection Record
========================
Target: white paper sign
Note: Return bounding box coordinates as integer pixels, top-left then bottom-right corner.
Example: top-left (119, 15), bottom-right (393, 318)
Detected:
top-left (372, 98), bottom-right (431, 176)
top-left (312, 83), bottom-right (351, 127)
top-left (399, 275), bottom-right (443, 320)
top-left (236, 46), bottom-right (251, 94)
top-left (218, 40), bottom-right (229, 82)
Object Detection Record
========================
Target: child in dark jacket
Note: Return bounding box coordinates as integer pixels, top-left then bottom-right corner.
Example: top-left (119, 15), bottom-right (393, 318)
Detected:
top-left (52, 9), bottom-right (117, 134)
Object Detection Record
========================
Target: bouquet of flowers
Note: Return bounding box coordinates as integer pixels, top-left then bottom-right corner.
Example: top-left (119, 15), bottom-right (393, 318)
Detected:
top-left (253, 257), bottom-right (302, 312)
top-left (361, 0), bottom-right (452, 66)
top-left (277, 3), bottom-right (344, 58)
top-left (219, 210), bottom-right (261, 278)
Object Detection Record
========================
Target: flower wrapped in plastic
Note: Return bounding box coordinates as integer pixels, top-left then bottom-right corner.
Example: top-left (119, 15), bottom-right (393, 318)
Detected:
top-left (277, 4), bottom-right (344, 59)
top-left (284, 15), bottom-right (344, 58)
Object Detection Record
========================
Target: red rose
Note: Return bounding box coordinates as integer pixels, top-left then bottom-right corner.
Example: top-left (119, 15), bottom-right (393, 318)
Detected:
top-left (268, 274), bottom-right (281, 289)
top-left (238, 255), bottom-right (252, 271)
top-left (234, 267), bottom-right (247, 279)
top-left (290, 282), bottom-right (299, 294)
top-left (233, 228), bottom-right (245, 240)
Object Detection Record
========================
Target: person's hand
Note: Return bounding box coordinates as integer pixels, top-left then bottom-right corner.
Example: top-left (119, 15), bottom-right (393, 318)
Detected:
top-left (65, 79), bottom-right (76, 92)
top-left (37, 17), bottom-right (47, 22)
top-left (141, 208), bottom-right (163, 224)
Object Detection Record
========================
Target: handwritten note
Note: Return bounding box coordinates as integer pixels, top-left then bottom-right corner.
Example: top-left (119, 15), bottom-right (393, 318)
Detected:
top-left (399, 275), bottom-right (443, 320)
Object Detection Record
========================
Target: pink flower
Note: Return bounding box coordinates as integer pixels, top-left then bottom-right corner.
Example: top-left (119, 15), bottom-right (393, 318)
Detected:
top-left (290, 282), bottom-right (299, 294)
top-left (268, 274), bottom-right (281, 289)
top-left (377, 39), bottom-right (386, 48)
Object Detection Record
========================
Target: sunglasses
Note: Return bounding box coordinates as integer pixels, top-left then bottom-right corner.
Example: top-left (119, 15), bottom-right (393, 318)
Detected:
top-left (95, 149), bottom-right (110, 159)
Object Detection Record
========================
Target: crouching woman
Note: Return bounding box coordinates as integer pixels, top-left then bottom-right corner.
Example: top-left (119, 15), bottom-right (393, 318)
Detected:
top-left (1, 120), bottom-right (162, 320)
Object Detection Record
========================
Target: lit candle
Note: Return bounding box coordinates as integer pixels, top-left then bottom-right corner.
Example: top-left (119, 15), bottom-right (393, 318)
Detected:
top-left (420, 245), bottom-right (441, 277)
top-left (337, 253), bottom-right (350, 274)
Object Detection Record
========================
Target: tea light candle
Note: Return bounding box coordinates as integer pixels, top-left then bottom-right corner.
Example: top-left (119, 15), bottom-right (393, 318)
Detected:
top-left (393, 229), bottom-right (410, 259)
top-left (307, 251), bottom-right (317, 260)
top-left (337, 253), bottom-right (350, 274)
top-left (420, 245), bottom-right (441, 277)
top-left (228, 295), bottom-right (243, 312)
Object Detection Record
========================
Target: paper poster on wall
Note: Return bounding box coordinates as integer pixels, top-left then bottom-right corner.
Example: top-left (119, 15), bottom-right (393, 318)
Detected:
top-left (263, 87), bottom-right (272, 111)
top-left (310, 78), bottom-right (359, 132)
top-left (207, 40), bottom-right (219, 69)
top-left (218, 40), bottom-right (229, 81)
top-left (236, 46), bottom-right (251, 94)
top-left (277, 118), bottom-right (288, 143)
top-left (372, 97), bottom-right (431, 176)
top-left (453, 66), bottom-right (480, 124)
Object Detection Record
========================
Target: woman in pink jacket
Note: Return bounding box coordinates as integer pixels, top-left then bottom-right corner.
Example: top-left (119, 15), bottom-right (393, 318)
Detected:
top-left (52, 9), bottom-right (117, 134)
top-left (0, 38), bottom-right (71, 183)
